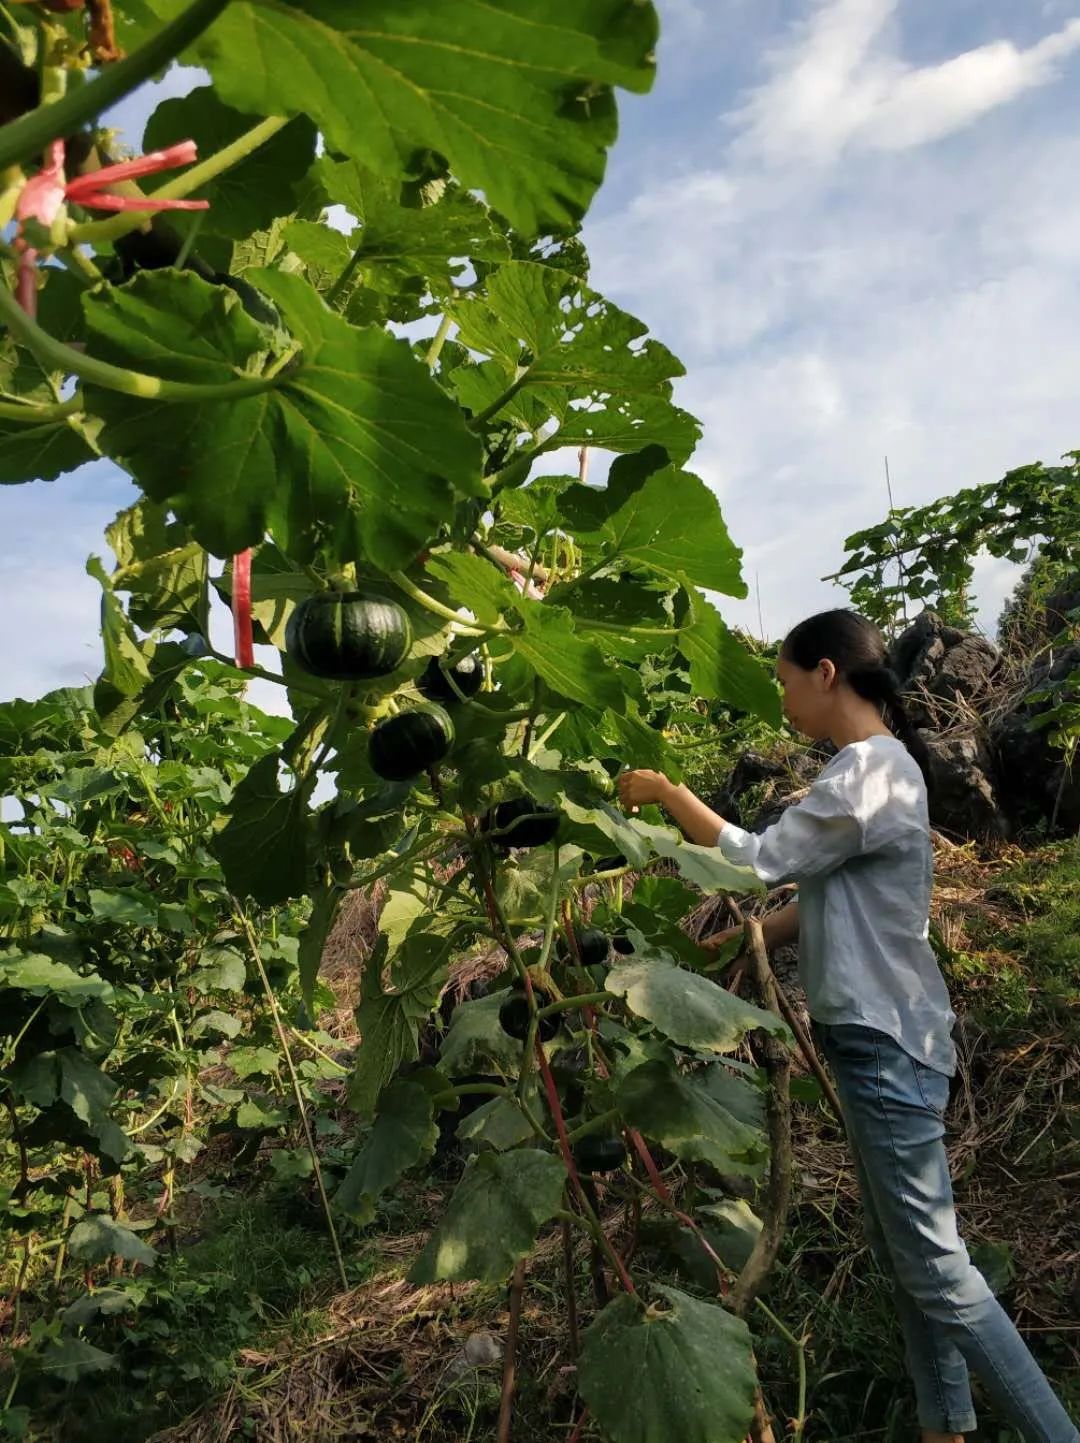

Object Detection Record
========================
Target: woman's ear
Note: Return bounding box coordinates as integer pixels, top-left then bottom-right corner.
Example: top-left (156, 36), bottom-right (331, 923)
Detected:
top-left (818, 658), bottom-right (838, 690)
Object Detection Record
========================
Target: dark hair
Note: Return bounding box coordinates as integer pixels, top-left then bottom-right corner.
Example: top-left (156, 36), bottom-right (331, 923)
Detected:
top-left (781, 609), bottom-right (931, 782)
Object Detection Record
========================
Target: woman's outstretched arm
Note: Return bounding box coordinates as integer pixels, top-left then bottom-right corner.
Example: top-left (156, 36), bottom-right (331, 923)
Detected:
top-left (617, 769), bottom-right (726, 846)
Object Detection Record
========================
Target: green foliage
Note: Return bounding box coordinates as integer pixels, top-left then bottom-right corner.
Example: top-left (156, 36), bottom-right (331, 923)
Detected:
top-left (0, 7), bottom-right (800, 1436)
top-left (829, 456), bottom-right (1080, 634)
top-left (957, 841), bottom-right (1080, 1029)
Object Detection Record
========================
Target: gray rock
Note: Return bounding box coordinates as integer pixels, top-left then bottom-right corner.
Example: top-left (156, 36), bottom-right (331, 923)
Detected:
top-left (925, 732), bottom-right (1009, 840)
top-left (992, 643), bottom-right (1080, 832)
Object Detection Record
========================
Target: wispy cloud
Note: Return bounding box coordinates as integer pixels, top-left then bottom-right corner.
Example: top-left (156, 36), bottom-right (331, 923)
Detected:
top-left (584, 5), bottom-right (1080, 638)
top-left (731, 0), bottom-right (1080, 166)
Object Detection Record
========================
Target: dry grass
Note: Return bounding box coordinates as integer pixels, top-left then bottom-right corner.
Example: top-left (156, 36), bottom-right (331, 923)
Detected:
top-left (151, 829), bottom-right (1078, 1443)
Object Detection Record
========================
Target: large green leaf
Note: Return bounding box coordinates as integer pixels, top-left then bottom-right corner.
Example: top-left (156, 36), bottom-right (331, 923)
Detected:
top-left (9, 1048), bottom-right (131, 1164)
top-left (297, 880), bottom-right (342, 1012)
top-left (561, 452), bottom-right (745, 595)
top-left (425, 551), bottom-right (519, 627)
top-left (456, 1088), bottom-right (539, 1151)
top-left (679, 593), bottom-right (782, 725)
top-left (556, 796), bottom-right (760, 894)
top-left (409, 1148), bottom-right (565, 1283)
top-left (143, 88), bottom-right (317, 239)
top-left (605, 958), bottom-right (791, 1054)
top-left (174, 0), bottom-right (658, 233)
top-left (87, 557), bottom-right (151, 700)
top-left (438, 990), bottom-right (524, 1077)
top-left (336, 1074), bottom-right (440, 1224)
top-left (510, 604), bottom-right (630, 713)
top-left (211, 753), bottom-right (313, 906)
top-left (0, 688), bottom-right (94, 756)
top-left (83, 271), bottom-right (482, 564)
top-left (0, 413), bottom-right (96, 484)
top-left (616, 1060), bottom-right (768, 1177)
top-left (106, 500), bottom-right (208, 635)
top-left (87, 888), bottom-right (159, 928)
top-left (453, 264), bottom-right (693, 459)
top-left (553, 575), bottom-right (676, 663)
top-left (349, 936), bottom-right (448, 1117)
top-left (0, 949), bottom-right (114, 1003)
top-left (578, 1285), bottom-right (757, 1443)
top-left (68, 1214), bottom-right (157, 1266)
top-left (0, 271), bottom-right (97, 482)
top-left (33, 1338), bottom-right (116, 1384)
top-left (296, 164), bottom-right (511, 314)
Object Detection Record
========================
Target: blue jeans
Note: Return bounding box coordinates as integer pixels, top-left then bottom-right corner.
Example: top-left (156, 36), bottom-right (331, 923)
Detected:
top-left (813, 1022), bottom-right (1079, 1442)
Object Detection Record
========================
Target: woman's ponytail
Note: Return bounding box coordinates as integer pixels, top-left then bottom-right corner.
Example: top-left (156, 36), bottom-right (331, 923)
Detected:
top-left (846, 661), bottom-right (932, 784)
top-left (782, 610), bottom-right (933, 784)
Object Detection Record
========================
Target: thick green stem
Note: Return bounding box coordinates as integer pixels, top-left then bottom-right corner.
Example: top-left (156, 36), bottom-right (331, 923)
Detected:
top-left (324, 235), bottom-right (366, 309)
top-left (424, 312), bottom-right (454, 370)
top-left (0, 394), bottom-right (80, 423)
top-left (528, 710), bottom-right (566, 760)
top-left (0, 284), bottom-right (277, 402)
top-left (565, 1108), bottom-right (621, 1144)
top-left (206, 648), bottom-right (327, 700)
top-left (536, 991), bottom-right (610, 1020)
top-left (388, 569), bottom-right (504, 635)
top-left (0, 0), bottom-right (232, 172)
top-left (472, 371), bottom-right (529, 429)
top-left (344, 834), bottom-right (448, 891)
top-left (70, 116), bottom-right (288, 247)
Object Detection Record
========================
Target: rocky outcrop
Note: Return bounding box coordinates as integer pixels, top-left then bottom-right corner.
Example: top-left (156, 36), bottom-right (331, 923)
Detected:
top-left (991, 643), bottom-right (1080, 833)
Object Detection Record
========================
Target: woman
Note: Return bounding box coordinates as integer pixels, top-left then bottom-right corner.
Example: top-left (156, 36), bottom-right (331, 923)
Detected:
top-left (618, 609), bottom-right (1078, 1443)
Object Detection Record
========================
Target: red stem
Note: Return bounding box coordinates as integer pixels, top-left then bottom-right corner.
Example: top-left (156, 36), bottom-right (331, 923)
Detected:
top-left (232, 549), bottom-right (254, 668)
top-left (568, 1408), bottom-right (591, 1443)
top-left (15, 253), bottom-right (38, 317)
top-left (536, 1038), bottom-right (635, 1296)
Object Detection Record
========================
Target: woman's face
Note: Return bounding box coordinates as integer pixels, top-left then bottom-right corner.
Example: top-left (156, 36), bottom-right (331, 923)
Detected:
top-left (776, 653), bottom-right (837, 740)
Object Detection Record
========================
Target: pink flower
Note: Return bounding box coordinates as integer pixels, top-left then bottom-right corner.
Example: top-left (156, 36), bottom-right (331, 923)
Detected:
top-left (509, 569), bottom-right (545, 601)
top-left (14, 137), bottom-right (209, 316)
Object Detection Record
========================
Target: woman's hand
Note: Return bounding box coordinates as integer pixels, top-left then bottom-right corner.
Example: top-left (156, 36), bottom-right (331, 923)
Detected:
top-left (617, 768), bottom-right (673, 812)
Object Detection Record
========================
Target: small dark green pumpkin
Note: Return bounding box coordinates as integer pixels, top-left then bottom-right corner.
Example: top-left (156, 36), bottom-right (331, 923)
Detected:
top-left (418, 652), bottom-right (483, 704)
top-left (573, 1135), bottom-right (627, 1175)
top-left (368, 703), bottom-right (454, 781)
top-left (498, 987), bottom-right (558, 1042)
top-left (285, 592), bottom-right (412, 681)
top-left (481, 796), bottom-right (560, 850)
top-left (557, 927), bottom-right (610, 967)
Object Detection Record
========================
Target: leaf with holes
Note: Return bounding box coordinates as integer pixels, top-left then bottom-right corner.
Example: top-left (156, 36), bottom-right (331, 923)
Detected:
top-left (163, 0), bottom-right (658, 233)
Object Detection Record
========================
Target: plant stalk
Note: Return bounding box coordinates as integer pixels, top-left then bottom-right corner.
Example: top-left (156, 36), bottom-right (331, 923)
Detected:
top-left (0, 283), bottom-right (278, 402)
top-left (70, 115), bottom-right (290, 248)
top-left (495, 1259), bottom-right (526, 1443)
top-left (0, 0), bottom-right (231, 171)
top-left (235, 905), bottom-right (348, 1292)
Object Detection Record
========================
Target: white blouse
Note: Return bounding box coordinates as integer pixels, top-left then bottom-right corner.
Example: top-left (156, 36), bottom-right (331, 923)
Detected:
top-left (716, 735), bottom-right (957, 1076)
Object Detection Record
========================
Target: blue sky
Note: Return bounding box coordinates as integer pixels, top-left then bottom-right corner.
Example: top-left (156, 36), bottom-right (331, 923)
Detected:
top-left (5, 0), bottom-right (1080, 707)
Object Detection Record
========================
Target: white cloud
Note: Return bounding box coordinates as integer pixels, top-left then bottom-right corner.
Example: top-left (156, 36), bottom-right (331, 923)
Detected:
top-left (584, 12), bottom-right (1080, 643)
top-left (731, 0), bottom-right (1080, 166)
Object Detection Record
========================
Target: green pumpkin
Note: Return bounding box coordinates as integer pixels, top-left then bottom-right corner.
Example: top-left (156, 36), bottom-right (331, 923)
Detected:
top-left (557, 927), bottom-right (610, 967)
top-left (368, 703), bottom-right (454, 781)
top-left (572, 1135), bottom-right (627, 1175)
top-left (497, 987), bottom-right (558, 1042)
top-left (417, 652), bottom-right (484, 704)
top-left (481, 796), bottom-right (560, 850)
top-left (285, 592), bottom-right (411, 681)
